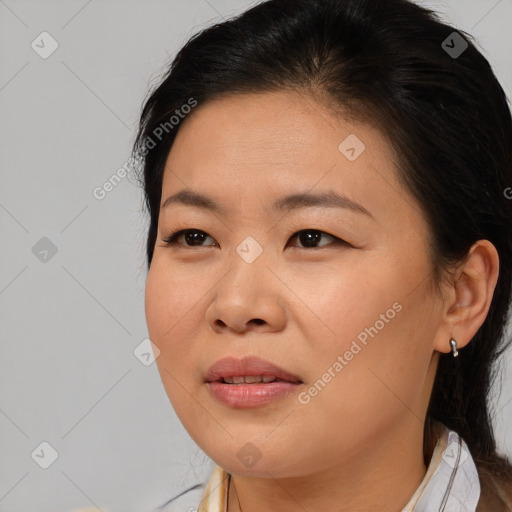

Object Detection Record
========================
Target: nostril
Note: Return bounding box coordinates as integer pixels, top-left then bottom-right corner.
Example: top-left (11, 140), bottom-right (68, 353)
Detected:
top-left (213, 318), bottom-right (265, 332)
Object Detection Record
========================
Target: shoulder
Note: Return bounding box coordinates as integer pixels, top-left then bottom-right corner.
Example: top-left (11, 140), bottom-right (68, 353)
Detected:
top-left (155, 481), bottom-right (208, 512)
top-left (155, 460), bottom-right (219, 512)
top-left (70, 481), bottom-right (208, 512)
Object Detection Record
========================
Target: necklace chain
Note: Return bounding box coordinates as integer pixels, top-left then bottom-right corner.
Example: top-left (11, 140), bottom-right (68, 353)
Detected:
top-left (231, 475), bottom-right (242, 512)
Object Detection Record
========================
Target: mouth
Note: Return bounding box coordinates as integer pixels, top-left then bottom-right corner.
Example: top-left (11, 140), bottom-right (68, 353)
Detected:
top-left (204, 355), bottom-right (303, 385)
top-left (204, 356), bottom-right (303, 408)
top-left (215, 375), bottom-right (302, 384)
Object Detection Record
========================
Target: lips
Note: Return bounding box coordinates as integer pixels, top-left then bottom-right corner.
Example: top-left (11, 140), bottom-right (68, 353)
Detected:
top-left (205, 356), bottom-right (303, 384)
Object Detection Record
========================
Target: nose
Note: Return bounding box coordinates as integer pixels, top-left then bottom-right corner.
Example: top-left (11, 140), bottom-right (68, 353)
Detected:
top-left (205, 252), bottom-right (287, 335)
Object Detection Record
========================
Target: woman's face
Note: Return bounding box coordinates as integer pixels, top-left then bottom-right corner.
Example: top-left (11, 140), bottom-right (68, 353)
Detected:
top-left (145, 90), bottom-right (447, 477)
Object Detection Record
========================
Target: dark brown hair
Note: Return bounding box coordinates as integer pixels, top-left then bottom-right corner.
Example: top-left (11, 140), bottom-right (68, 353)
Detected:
top-left (132, 0), bottom-right (512, 499)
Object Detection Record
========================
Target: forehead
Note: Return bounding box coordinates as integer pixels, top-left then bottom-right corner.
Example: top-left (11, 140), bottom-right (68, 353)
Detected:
top-left (161, 90), bottom-right (412, 223)
top-left (168, 91), bottom-right (384, 167)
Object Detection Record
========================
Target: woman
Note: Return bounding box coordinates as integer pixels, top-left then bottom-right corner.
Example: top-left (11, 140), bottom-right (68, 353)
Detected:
top-left (132, 0), bottom-right (512, 510)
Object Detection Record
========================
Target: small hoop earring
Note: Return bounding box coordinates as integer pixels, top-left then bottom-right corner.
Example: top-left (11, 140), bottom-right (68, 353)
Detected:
top-left (450, 338), bottom-right (459, 357)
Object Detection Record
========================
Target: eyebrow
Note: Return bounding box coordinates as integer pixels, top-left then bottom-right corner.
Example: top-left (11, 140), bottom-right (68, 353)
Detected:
top-left (160, 189), bottom-right (374, 219)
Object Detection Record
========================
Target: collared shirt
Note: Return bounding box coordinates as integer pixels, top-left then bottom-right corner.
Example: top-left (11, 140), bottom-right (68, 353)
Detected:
top-left (158, 424), bottom-right (481, 512)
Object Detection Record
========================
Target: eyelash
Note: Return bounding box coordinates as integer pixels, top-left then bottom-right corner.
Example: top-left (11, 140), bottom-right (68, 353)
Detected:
top-left (161, 229), bottom-right (349, 250)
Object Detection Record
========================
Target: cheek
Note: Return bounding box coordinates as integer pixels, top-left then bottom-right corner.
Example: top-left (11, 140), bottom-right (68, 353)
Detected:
top-left (144, 265), bottom-right (168, 341)
top-left (145, 261), bottom-right (193, 375)
top-left (145, 263), bottom-right (199, 413)
top-left (145, 258), bottom-right (199, 339)
top-left (299, 252), bottom-right (436, 411)
top-left (295, 257), bottom-right (399, 356)
top-left (145, 257), bottom-right (218, 387)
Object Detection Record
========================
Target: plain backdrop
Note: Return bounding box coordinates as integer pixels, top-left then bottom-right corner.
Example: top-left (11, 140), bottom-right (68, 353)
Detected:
top-left (1, 1), bottom-right (511, 511)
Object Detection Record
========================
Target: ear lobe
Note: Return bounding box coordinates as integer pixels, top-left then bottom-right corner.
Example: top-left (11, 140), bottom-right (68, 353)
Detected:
top-left (433, 240), bottom-right (499, 354)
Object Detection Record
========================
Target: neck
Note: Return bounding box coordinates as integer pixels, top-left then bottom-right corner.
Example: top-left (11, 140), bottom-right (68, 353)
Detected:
top-left (228, 418), bottom-right (428, 512)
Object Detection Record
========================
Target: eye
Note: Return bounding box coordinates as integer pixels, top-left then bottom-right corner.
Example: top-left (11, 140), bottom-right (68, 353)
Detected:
top-left (162, 229), bottom-right (216, 248)
top-left (287, 229), bottom-right (345, 249)
top-left (161, 229), bottom-right (348, 249)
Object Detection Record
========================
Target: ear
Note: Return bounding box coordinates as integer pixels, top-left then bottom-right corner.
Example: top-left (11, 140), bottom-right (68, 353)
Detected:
top-left (433, 240), bottom-right (500, 355)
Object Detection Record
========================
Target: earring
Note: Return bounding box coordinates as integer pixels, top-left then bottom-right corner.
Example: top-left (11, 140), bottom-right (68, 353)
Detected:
top-left (449, 338), bottom-right (459, 357)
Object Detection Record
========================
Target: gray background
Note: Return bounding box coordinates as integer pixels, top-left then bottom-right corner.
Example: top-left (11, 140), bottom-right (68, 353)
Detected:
top-left (0, 1), bottom-right (511, 511)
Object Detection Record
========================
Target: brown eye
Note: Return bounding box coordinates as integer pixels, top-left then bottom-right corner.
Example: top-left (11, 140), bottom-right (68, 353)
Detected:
top-left (162, 229), bottom-right (216, 247)
top-left (287, 230), bottom-right (345, 249)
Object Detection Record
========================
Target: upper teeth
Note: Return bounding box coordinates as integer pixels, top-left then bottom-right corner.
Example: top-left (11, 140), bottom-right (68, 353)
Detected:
top-left (223, 375), bottom-right (277, 384)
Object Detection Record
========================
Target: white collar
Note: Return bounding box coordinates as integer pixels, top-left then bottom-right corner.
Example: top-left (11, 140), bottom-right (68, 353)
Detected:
top-left (402, 426), bottom-right (480, 512)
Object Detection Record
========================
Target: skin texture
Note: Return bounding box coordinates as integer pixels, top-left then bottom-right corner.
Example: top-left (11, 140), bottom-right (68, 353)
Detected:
top-left (145, 90), bottom-right (499, 512)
